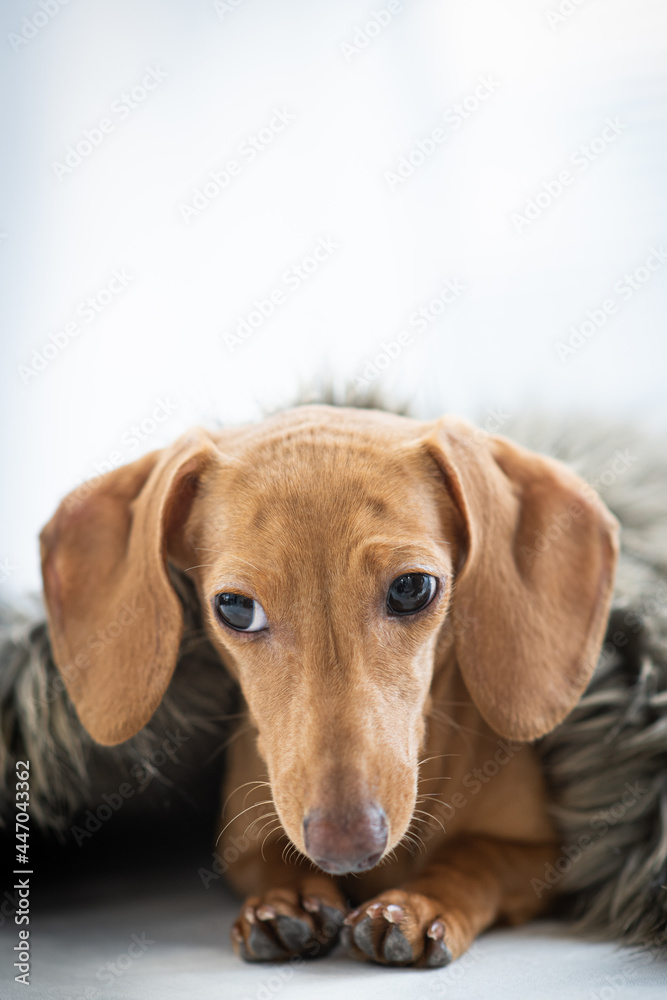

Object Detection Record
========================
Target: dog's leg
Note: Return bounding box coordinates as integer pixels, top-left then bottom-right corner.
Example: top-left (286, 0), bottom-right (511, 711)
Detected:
top-left (343, 834), bottom-right (558, 967)
top-left (221, 724), bottom-right (347, 961)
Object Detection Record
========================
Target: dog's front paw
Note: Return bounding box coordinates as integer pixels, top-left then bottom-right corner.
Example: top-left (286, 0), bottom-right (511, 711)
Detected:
top-left (232, 888), bottom-right (346, 962)
top-left (343, 891), bottom-right (453, 968)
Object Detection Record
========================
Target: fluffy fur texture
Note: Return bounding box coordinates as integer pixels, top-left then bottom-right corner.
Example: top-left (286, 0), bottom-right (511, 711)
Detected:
top-left (0, 571), bottom-right (238, 834)
top-left (0, 389), bottom-right (665, 951)
top-left (510, 413), bottom-right (667, 950)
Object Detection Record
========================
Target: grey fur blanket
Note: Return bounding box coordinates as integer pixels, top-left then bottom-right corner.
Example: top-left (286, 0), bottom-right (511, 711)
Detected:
top-left (1, 397), bottom-right (665, 952)
top-left (0, 570), bottom-right (238, 836)
top-left (513, 412), bottom-right (667, 952)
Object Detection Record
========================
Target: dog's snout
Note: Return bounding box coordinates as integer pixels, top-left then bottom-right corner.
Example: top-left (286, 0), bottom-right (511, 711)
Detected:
top-left (303, 803), bottom-right (388, 875)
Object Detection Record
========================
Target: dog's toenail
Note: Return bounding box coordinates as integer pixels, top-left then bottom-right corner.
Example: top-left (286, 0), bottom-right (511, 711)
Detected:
top-left (344, 908), bottom-right (361, 925)
top-left (256, 905), bottom-right (277, 921)
top-left (383, 904), bottom-right (404, 923)
top-left (427, 919), bottom-right (445, 940)
top-left (231, 925), bottom-right (243, 943)
top-left (366, 902), bottom-right (384, 918)
top-left (383, 924), bottom-right (413, 963)
top-left (302, 895), bottom-right (320, 913)
top-left (243, 906), bottom-right (256, 924)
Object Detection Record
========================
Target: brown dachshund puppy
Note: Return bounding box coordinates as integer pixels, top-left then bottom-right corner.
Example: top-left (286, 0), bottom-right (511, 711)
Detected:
top-left (39, 405), bottom-right (618, 968)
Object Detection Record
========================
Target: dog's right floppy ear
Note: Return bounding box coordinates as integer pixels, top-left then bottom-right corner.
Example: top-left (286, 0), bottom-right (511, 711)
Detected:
top-left (40, 430), bottom-right (219, 746)
top-left (424, 416), bottom-right (619, 743)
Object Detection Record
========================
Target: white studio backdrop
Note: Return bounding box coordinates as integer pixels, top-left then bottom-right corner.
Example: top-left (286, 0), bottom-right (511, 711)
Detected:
top-left (1, 0), bottom-right (666, 595)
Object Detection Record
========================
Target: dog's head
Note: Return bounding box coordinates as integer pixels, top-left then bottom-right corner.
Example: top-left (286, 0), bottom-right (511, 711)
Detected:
top-left (41, 405), bottom-right (618, 874)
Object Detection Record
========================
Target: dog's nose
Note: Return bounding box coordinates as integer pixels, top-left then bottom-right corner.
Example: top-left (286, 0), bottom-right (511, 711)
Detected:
top-left (303, 803), bottom-right (388, 874)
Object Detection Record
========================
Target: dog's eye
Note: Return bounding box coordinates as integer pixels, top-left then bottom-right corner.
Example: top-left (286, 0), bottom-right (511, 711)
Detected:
top-left (386, 573), bottom-right (437, 616)
top-left (214, 593), bottom-right (268, 632)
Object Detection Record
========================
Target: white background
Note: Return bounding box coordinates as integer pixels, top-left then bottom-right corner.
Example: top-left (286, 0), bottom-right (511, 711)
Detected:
top-left (1, 0), bottom-right (666, 595)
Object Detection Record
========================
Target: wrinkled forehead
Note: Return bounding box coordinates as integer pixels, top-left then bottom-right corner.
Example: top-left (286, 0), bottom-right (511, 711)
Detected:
top-left (197, 407), bottom-right (446, 552)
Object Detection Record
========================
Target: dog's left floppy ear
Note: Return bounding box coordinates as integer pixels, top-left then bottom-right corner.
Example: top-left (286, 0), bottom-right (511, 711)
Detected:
top-left (40, 430), bottom-right (219, 746)
top-left (424, 416), bottom-right (619, 742)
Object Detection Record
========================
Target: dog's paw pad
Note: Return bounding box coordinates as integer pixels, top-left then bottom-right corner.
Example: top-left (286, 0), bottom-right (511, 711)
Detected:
top-left (303, 895), bottom-right (346, 931)
top-left (343, 892), bottom-right (453, 967)
top-left (382, 924), bottom-right (413, 963)
top-left (320, 903), bottom-right (346, 929)
top-left (274, 913), bottom-right (312, 952)
top-left (247, 922), bottom-right (285, 961)
top-left (350, 913), bottom-right (375, 957)
top-left (233, 890), bottom-right (346, 962)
